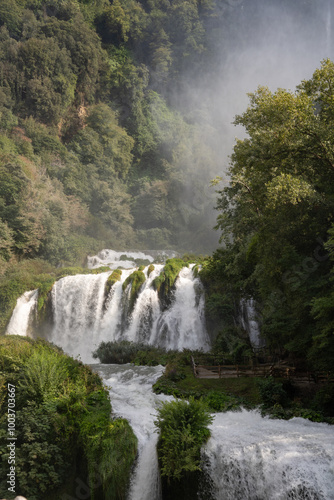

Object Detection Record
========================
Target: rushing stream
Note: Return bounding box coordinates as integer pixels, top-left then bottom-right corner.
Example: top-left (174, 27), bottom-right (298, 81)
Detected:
top-left (91, 363), bottom-right (172, 500)
top-left (90, 364), bottom-right (334, 500)
top-left (203, 410), bottom-right (334, 500)
top-left (5, 249), bottom-right (334, 499)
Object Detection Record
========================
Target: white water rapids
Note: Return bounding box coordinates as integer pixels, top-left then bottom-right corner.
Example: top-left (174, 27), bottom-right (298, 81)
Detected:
top-left (91, 363), bottom-right (172, 500)
top-left (203, 410), bottom-right (334, 500)
top-left (91, 364), bottom-right (334, 500)
top-left (5, 250), bottom-right (334, 499)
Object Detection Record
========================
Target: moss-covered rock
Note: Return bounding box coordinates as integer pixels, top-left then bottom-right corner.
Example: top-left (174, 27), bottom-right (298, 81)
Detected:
top-left (105, 269), bottom-right (122, 298)
top-left (122, 270), bottom-right (146, 313)
top-left (147, 264), bottom-right (155, 277)
top-left (153, 258), bottom-right (187, 309)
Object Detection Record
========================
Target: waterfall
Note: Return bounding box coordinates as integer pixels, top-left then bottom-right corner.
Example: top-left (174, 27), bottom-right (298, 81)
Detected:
top-left (202, 409), bottom-right (334, 500)
top-left (239, 298), bottom-right (265, 349)
top-left (6, 289), bottom-right (38, 336)
top-left (153, 266), bottom-right (209, 351)
top-left (91, 364), bottom-right (172, 500)
top-left (50, 272), bottom-right (112, 362)
top-left (90, 366), bottom-right (334, 500)
top-left (47, 257), bottom-right (210, 362)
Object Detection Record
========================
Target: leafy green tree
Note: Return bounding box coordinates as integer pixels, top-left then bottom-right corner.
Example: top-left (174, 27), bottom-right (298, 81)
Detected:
top-left (214, 59), bottom-right (334, 366)
top-left (155, 397), bottom-right (213, 480)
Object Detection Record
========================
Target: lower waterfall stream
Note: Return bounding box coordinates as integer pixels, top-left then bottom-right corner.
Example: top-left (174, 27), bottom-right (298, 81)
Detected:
top-left (91, 364), bottom-right (171, 500)
top-left (5, 250), bottom-right (334, 499)
top-left (90, 364), bottom-right (334, 500)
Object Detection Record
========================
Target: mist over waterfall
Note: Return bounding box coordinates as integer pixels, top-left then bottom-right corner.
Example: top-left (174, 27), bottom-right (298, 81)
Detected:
top-left (46, 251), bottom-right (210, 361)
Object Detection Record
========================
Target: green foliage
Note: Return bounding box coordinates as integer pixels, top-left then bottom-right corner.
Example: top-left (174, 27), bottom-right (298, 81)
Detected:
top-left (122, 269), bottom-right (146, 311)
top-left (201, 391), bottom-right (241, 412)
top-left (3, 401), bottom-right (70, 500)
top-left (257, 377), bottom-right (289, 409)
top-left (147, 263), bottom-right (155, 276)
top-left (153, 258), bottom-right (187, 307)
top-left (18, 348), bottom-right (69, 402)
top-left (155, 397), bottom-right (213, 480)
top-left (93, 340), bottom-right (167, 365)
top-left (212, 59), bottom-right (334, 370)
top-left (0, 336), bottom-right (137, 499)
top-left (104, 269), bottom-right (122, 298)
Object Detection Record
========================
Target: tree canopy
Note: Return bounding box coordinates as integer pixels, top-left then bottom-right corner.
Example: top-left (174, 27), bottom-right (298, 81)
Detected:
top-left (206, 59), bottom-right (334, 370)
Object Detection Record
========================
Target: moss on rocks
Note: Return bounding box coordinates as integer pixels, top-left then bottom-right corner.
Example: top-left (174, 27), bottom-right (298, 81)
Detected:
top-left (147, 264), bottom-right (155, 277)
top-left (105, 269), bottom-right (122, 298)
top-left (153, 258), bottom-right (187, 309)
top-left (122, 270), bottom-right (146, 312)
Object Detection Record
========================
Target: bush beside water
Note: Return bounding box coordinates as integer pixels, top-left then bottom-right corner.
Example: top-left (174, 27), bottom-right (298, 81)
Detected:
top-left (0, 336), bottom-right (137, 500)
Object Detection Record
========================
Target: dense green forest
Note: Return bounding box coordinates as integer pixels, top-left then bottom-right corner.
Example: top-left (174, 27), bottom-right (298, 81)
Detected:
top-left (201, 59), bottom-right (334, 373)
top-left (0, 0), bottom-right (235, 269)
top-left (0, 0), bottom-right (334, 374)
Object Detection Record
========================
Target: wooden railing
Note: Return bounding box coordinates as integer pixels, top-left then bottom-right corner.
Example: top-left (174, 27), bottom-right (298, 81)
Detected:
top-left (191, 356), bottom-right (333, 383)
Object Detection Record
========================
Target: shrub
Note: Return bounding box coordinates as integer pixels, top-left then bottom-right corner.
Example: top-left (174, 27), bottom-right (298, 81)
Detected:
top-left (92, 340), bottom-right (151, 364)
top-left (155, 398), bottom-right (213, 480)
top-left (18, 349), bottom-right (69, 403)
top-left (257, 377), bottom-right (289, 408)
top-left (201, 391), bottom-right (241, 412)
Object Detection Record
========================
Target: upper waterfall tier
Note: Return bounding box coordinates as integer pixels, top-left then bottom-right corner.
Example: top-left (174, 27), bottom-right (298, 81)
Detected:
top-left (48, 262), bottom-right (210, 362)
top-left (87, 249), bottom-right (177, 270)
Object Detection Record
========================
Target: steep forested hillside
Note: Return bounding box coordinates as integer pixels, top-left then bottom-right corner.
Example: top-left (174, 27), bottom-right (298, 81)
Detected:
top-left (1, 0), bottom-right (328, 270)
top-left (1, 0), bottom-right (334, 372)
top-left (0, 0), bottom-right (233, 269)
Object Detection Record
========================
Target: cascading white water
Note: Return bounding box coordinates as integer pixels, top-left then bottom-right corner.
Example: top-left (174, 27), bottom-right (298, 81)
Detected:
top-left (124, 265), bottom-right (163, 344)
top-left (51, 272), bottom-right (113, 362)
top-left (91, 363), bottom-right (172, 500)
top-left (240, 298), bottom-right (265, 349)
top-left (48, 260), bottom-right (210, 362)
top-left (202, 409), bottom-right (334, 500)
top-left (6, 289), bottom-right (38, 336)
top-left (88, 249), bottom-right (155, 270)
top-left (89, 366), bottom-right (334, 500)
top-left (153, 266), bottom-right (210, 351)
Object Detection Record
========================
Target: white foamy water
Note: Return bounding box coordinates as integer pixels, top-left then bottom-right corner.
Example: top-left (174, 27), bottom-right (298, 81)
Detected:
top-left (87, 249), bottom-right (155, 270)
top-left (51, 273), bottom-right (111, 362)
top-left (92, 363), bottom-right (172, 500)
top-left (48, 263), bottom-right (210, 362)
top-left (240, 298), bottom-right (265, 349)
top-left (203, 409), bottom-right (334, 500)
top-left (6, 289), bottom-right (38, 336)
top-left (153, 266), bottom-right (210, 351)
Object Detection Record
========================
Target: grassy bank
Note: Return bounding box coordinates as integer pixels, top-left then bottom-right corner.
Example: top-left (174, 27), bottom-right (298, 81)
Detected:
top-left (0, 336), bottom-right (137, 500)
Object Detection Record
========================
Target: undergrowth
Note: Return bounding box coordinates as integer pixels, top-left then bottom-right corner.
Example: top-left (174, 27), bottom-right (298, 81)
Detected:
top-left (0, 336), bottom-right (137, 500)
